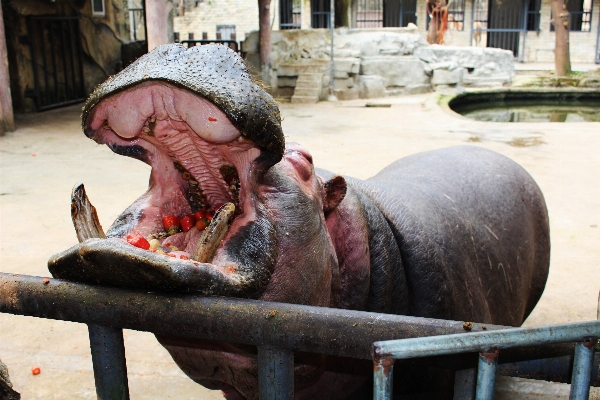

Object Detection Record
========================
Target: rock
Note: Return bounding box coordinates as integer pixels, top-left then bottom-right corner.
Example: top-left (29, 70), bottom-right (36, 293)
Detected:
top-left (579, 77), bottom-right (600, 88)
top-left (359, 75), bottom-right (386, 98)
top-left (360, 56), bottom-right (429, 88)
top-left (333, 77), bottom-right (354, 90)
top-left (334, 87), bottom-right (359, 100)
top-left (431, 68), bottom-right (464, 85)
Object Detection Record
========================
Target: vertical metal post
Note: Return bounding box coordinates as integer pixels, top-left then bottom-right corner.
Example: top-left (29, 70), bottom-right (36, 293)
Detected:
top-left (373, 358), bottom-right (394, 400)
top-left (475, 349), bottom-right (498, 400)
top-left (569, 339), bottom-right (596, 400)
top-left (88, 324), bottom-right (130, 400)
top-left (258, 345), bottom-right (294, 400)
top-left (469, 0), bottom-right (475, 46)
top-left (328, 0), bottom-right (337, 101)
top-left (454, 368), bottom-right (476, 400)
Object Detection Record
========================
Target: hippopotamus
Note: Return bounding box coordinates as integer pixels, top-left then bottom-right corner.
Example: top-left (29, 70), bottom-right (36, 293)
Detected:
top-left (48, 44), bottom-right (550, 399)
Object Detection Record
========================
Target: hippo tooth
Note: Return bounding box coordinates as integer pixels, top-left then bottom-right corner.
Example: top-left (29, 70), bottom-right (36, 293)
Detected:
top-left (192, 203), bottom-right (235, 263)
top-left (71, 183), bottom-right (106, 243)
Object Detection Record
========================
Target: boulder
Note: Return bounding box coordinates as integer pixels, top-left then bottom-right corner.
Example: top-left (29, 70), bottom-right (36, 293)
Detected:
top-left (359, 75), bottom-right (386, 98)
top-left (360, 56), bottom-right (428, 88)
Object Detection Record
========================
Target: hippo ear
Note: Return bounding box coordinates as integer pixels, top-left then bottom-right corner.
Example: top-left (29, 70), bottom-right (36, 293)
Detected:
top-left (323, 176), bottom-right (347, 214)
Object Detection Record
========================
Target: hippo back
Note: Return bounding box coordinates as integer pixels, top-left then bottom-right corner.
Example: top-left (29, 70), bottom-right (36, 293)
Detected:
top-left (349, 145), bottom-right (550, 326)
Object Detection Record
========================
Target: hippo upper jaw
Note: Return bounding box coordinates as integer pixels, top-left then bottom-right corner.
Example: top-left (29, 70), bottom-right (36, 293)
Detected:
top-left (84, 81), bottom-right (268, 258)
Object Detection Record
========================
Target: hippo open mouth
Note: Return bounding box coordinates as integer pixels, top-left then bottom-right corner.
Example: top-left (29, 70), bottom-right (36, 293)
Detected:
top-left (49, 44), bottom-right (288, 296)
top-left (85, 81), bottom-right (259, 261)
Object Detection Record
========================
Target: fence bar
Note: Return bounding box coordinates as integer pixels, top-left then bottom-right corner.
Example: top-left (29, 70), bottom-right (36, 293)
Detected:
top-left (569, 339), bottom-right (597, 400)
top-left (258, 345), bottom-right (294, 400)
top-left (453, 368), bottom-right (476, 400)
top-left (87, 324), bottom-right (129, 400)
top-left (373, 358), bottom-right (393, 400)
top-left (373, 321), bottom-right (600, 360)
top-left (475, 350), bottom-right (498, 400)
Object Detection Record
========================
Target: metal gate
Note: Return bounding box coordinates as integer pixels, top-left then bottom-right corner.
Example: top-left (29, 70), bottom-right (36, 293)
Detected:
top-left (27, 17), bottom-right (85, 111)
top-left (353, 0), bottom-right (417, 28)
top-left (470, 0), bottom-right (535, 60)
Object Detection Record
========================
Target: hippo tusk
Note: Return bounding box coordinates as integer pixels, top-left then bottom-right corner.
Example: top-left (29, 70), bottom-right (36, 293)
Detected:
top-left (192, 203), bottom-right (235, 263)
top-left (71, 183), bottom-right (106, 243)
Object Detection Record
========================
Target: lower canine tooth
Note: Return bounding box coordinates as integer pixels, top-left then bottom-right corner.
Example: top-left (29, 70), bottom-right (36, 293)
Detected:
top-left (71, 183), bottom-right (106, 243)
top-left (192, 203), bottom-right (235, 263)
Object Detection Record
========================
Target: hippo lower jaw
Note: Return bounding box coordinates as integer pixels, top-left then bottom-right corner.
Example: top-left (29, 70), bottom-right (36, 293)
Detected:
top-left (49, 81), bottom-right (275, 294)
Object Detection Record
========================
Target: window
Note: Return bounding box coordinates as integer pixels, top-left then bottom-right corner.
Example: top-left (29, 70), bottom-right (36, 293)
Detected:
top-left (447, 0), bottom-right (465, 30)
top-left (92, 0), bottom-right (105, 16)
top-left (526, 0), bottom-right (541, 31)
top-left (550, 0), bottom-right (593, 32)
top-left (426, 0), bottom-right (465, 31)
top-left (216, 25), bottom-right (236, 40)
top-left (280, 0), bottom-right (302, 29)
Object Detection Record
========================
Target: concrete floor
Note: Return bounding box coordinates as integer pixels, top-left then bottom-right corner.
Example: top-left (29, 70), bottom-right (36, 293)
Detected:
top-left (0, 94), bottom-right (598, 398)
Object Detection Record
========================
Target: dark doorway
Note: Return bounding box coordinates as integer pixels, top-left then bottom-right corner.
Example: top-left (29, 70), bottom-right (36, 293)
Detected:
top-left (486, 0), bottom-right (524, 56)
top-left (383, 0), bottom-right (417, 27)
top-left (311, 0), bottom-right (331, 28)
top-left (27, 16), bottom-right (85, 111)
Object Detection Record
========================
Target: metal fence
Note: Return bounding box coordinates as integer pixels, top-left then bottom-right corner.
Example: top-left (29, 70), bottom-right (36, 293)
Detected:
top-left (470, 0), bottom-right (529, 60)
top-left (0, 272), bottom-right (598, 399)
top-left (26, 17), bottom-right (86, 111)
top-left (354, 0), bottom-right (417, 28)
top-left (373, 322), bottom-right (599, 399)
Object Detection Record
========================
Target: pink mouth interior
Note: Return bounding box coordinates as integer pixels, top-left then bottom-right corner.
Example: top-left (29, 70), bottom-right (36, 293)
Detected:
top-left (85, 81), bottom-right (261, 259)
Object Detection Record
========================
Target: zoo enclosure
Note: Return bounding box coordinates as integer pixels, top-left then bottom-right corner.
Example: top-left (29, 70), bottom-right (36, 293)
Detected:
top-left (0, 272), bottom-right (598, 399)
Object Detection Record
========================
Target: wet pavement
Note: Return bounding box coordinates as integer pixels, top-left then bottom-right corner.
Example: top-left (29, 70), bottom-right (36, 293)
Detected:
top-left (0, 93), bottom-right (598, 398)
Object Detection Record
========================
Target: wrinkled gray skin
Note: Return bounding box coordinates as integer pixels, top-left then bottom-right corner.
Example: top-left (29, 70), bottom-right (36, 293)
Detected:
top-left (48, 44), bottom-right (550, 399)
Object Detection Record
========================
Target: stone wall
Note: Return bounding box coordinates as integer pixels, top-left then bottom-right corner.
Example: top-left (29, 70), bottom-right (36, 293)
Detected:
top-left (243, 27), bottom-right (515, 100)
top-left (2, 0), bottom-right (136, 112)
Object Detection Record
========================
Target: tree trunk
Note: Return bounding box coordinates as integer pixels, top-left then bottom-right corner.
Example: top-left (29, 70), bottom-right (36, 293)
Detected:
top-left (0, 2), bottom-right (15, 135)
top-left (258, 0), bottom-right (271, 83)
top-left (551, 0), bottom-right (571, 76)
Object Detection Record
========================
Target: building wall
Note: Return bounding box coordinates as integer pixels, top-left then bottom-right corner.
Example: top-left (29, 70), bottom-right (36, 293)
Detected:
top-left (175, 0), bottom-right (598, 63)
top-left (414, 0), bottom-right (599, 64)
top-left (174, 0), bottom-right (281, 42)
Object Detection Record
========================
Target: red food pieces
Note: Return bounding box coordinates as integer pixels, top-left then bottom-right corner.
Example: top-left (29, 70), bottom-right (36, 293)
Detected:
top-left (208, 117), bottom-right (217, 122)
top-left (162, 215), bottom-right (181, 235)
top-left (196, 218), bottom-right (209, 231)
top-left (32, 367), bottom-right (41, 375)
top-left (180, 215), bottom-right (195, 232)
top-left (192, 210), bottom-right (206, 221)
top-left (126, 233), bottom-right (150, 250)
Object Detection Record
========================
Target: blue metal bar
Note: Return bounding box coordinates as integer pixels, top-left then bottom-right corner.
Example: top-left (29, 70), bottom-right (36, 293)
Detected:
top-left (569, 339), bottom-right (597, 400)
top-left (476, 350), bottom-right (498, 400)
top-left (453, 368), bottom-right (476, 400)
top-left (257, 345), bottom-right (294, 400)
top-left (373, 321), bottom-right (600, 360)
top-left (373, 358), bottom-right (394, 400)
top-left (87, 324), bottom-right (129, 400)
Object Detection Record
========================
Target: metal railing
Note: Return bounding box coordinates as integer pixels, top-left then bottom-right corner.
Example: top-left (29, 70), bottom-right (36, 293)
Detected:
top-left (0, 272), bottom-right (598, 399)
top-left (373, 322), bottom-right (599, 400)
